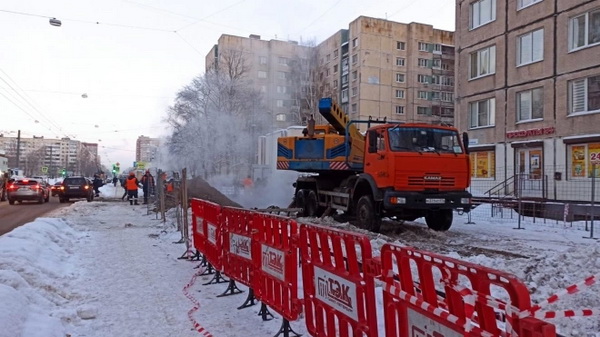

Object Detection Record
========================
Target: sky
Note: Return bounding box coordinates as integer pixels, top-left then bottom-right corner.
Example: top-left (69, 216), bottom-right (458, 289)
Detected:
top-left (0, 183), bottom-right (599, 337)
top-left (0, 0), bottom-right (456, 169)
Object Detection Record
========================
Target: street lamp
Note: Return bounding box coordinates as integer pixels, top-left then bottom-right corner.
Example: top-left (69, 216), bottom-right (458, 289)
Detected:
top-left (49, 18), bottom-right (62, 27)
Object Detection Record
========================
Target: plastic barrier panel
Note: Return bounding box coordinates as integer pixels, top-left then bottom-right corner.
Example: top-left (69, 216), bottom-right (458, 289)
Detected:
top-left (380, 244), bottom-right (555, 337)
top-left (190, 198), bottom-right (206, 254)
top-left (221, 206), bottom-right (255, 287)
top-left (300, 224), bottom-right (379, 337)
top-left (192, 199), bottom-right (223, 271)
top-left (251, 213), bottom-right (301, 321)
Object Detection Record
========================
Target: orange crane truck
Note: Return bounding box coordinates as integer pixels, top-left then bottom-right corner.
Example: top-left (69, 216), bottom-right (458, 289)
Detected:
top-left (277, 97), bottom-right (472, 232)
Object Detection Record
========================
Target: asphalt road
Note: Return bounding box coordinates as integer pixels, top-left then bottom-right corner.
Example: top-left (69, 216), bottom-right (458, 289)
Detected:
top-left (0, 196), bottom-right (70, 236)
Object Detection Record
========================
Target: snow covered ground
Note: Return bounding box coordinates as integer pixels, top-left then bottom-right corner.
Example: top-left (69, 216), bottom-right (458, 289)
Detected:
top-left (0, 183), bottom-right (599, 337)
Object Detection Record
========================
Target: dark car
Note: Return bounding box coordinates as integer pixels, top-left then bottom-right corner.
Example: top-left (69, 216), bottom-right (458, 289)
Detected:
top-left (6, 179), bottom-right (50, 204)
top-left (50, 181), bottom-right (62, 196)
top-left (58, 176), bottom-right (94, 203)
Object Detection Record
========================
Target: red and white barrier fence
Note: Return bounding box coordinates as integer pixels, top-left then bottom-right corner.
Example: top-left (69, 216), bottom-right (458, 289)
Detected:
top-left (187, 197), bottom-right (598, 337)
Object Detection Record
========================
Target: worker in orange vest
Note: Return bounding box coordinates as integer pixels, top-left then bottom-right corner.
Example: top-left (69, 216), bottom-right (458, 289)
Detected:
top-left (125, 171), bottom-right (141, 205)
top-left (242, 175), bottom-right (253, 189)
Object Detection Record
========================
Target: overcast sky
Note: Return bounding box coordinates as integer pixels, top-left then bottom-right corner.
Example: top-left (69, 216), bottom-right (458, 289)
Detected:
top-left (0, 0), bottom-right (455, 169)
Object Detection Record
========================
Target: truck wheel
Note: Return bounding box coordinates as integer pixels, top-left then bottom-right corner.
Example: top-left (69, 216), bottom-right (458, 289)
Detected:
top-left (356, 195), bottom-right (381, 232)
top-left (295, 190), bottom-right (307, 216)
top-left (305, 190), bottom-right (319, 217)
top-left (8, 199), bottom-right (15, 205)
top-left (425, 209), bottom-right (453, 231)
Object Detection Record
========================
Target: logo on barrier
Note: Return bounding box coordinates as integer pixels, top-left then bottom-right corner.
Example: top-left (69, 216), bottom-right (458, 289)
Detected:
top-left (408, 308), bottom-right (461, 337)
top-left (207, 222), bottom-right (217, 244)
top-left (230, 233), bottom-right (251, 260)
top-left (314, 266), bottom-right (358, 321)
top-left (195, 217), bottom-right (204, 234)
top-left (261, 245), bottom-right (285, 280)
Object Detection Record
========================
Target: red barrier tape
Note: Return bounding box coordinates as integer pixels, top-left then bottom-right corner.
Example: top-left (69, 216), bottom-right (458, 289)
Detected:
top-left (183, 267), bottom-right (214, 337)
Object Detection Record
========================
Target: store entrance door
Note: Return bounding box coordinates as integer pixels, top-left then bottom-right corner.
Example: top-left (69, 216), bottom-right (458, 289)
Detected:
top-left (515, 148), bottom-right (544, 198)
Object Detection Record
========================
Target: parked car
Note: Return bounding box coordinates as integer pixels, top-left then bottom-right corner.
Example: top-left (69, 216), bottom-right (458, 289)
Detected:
top-left (6, 178), bottom-right (50, 204)
top-left (58, 176), bottom-right (94, 203)
top-left (50, 181), bottom-right (62, 196)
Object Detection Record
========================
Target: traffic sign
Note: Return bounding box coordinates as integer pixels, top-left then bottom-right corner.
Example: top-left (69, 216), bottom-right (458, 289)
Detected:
top-left (41, 166), bottom-right (48, 173)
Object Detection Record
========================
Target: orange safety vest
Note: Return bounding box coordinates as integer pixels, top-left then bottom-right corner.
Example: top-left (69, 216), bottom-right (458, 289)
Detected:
top-left (126, 177), bottom-right (139, 191)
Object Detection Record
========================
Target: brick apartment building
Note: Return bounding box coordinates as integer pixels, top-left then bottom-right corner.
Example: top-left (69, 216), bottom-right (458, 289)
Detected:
top-left (456, 0), bottom-right (600, 202)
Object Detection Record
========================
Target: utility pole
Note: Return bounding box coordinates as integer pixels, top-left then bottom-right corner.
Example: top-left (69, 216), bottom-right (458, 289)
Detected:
top-left (15, 130), bottom-right (21, 168)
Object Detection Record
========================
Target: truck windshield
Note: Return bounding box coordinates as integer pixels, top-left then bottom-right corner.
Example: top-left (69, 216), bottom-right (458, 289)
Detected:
top-left (388, 127), bottom-right (463, 154)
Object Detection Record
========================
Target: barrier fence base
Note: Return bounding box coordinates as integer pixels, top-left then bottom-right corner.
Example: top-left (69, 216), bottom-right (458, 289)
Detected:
top-left (190, 250), bottom-right (201, 261)
top-left (217, 279), bottom-right (243, 297)
top-left (258, 303), bottom-right (274, 321)
top-left (237, 288), bottom-right (256, 310)
top-left (199, 263), bottom-right (215, 276)
top-left (202, 271), bottom-right (228, 285)
top-left (200, 255), bottom-right (208, 267)
top-left (273, 319), bottom-right (301, 337)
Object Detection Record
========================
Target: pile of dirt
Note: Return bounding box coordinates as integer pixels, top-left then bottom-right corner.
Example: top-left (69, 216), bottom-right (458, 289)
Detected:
top-left (162, 176), bottom-right (242, 209)
top-left (186, 177), bottom-right (242, 208)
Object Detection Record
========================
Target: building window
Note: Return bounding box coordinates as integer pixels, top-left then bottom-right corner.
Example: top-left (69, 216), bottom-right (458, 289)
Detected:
top-left (395, 106), bottom-right (405, 114)
top-left (277, 86), bottom-right (288, 94)
top-left (433, 44), bottom-right (442, 54)
top-left (469, 45), bottom-right (496, 79)
top-left (326, 54), bottom-right (331, 62)
top-left (276, 100), bottom-right (284, 108)
top-left (441, 76), bottom-right (454, 86)
top-left (276, 113), bottom-right (286, 121)
top-left (469, 98), bottom-right (496, 128)
top-left (352, 38), bottom-right (358, 48)
top-left (277, 71), bottom-right (288, 80)
top-left (570, 143), bottom-right (600, 178)
top-left (470, 0), bottom-right (496, 29)
top-left (352, 103), bottom-right (357, 112)
top-left (258, 71), bottom-right (267, 79)
top-left (259, 56), bottom-right (267, 65)
top-left (517, 87), bottom-right (544, 121)
top-left (396, 41), bottom-right (406, 50)
top-left (418, 58), bottom-right (429, 67)
top-left (396, 57), bottom-right (405, 66)
top-left (569, 10), bottom-right (600, 51)
top-left (518, 0), bottom-right (542, 10)
top-left (417, 106), bottom-right (430, 115)
top-left (352, 70), bottom-right (358, 80)
top-left (569, 75), bottom-right (600, 114)
top-left (417, 91), bottom-right (428, 99)
top-left (518, 29), bottom-right (544, 66)
top-left (341, 74), bottom-right (348, 85)
top-left (333, 80), bottom-right (338, 88)
top-left (470, 151), bottom-right (496, 178)
top-left (431, 59), bottom-right (441, 69)
top-left (352, 87), bottom-right (358, 97)
top-left (417, 74), bottom-right (429, 83)
top-left (333, 64), bottom-right (338, 73)
top-left (334, 49), bottom-right (339, 58)
top-left (441, 92), bottom-right (454, 102)
top-left (278, 57), bottom-right (288, 65)
top-left (395, 90), bottom-right (405, 99)
top-left (352, 54), bottom-right (358, 64)
top-left (396, 73), bottom-right (405, 83)
top-left (418, 42), bottom-right (430, 51)
top-left (341, 89), bottom-right (349, 102)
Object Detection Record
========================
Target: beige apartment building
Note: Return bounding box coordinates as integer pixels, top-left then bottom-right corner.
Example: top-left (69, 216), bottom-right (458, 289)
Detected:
top-left (456, 0), bottom-right (600, 202)
top-left (205, 34), bottom-right (314, 129)
top-left (136, 135), bottom-right (160, 164)
top-left (319, 17), bottom-right (456, 126)
top-left (0, 135), bottom-right (99, 177)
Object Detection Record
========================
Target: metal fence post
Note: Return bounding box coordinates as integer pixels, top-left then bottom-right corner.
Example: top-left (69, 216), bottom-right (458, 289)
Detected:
top-left (590, 164), bottom-right (596, 239)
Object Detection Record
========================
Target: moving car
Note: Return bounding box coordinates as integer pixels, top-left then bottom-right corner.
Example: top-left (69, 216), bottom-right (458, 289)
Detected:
top-left (50, 181), bottom-right (62, 196)
top-left (6, 178), bottom-right (50, 204)
top-left (58, 176), bottom-right (94, 203)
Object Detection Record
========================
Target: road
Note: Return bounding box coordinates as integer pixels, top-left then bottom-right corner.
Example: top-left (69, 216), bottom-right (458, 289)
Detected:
top-left (0, 196), bottom-right (70, 236)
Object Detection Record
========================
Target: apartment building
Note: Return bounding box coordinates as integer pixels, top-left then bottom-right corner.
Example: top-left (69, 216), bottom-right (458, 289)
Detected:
top-left (0, 135), bottom-right (98, 176)
top-left (456, 0), bottom-right (600, 202)
top-left (205, 34), bottom-right (314, 129)
top-left (136, 135), bottom-right (160, 164)
top-left (319, 17), bottom-right (456, 126)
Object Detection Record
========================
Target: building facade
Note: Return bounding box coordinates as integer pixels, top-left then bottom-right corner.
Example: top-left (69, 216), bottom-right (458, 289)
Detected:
top-left (136, 135), bottom-right (160, 164)
top-left (205, 34), bottom-right (315, 129)
top-left (319, 17), bottom-right (456, 126)
top-left (0, 135), bottom-right (98, 177)
top-left (456, 0), bottom-right (600, 202)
